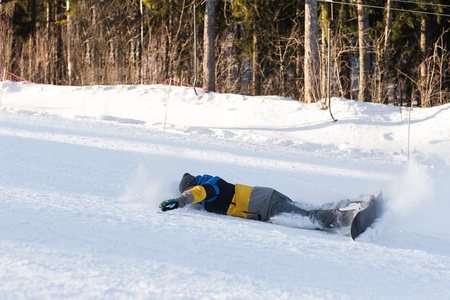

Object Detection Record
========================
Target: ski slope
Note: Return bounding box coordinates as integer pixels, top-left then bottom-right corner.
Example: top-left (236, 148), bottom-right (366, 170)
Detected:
top-left (1, 82), bottom-right (449, 299)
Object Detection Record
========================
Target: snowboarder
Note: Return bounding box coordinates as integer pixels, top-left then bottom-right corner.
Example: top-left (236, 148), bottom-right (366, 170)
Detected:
top-left (160, 173), bottom-right (372, 230)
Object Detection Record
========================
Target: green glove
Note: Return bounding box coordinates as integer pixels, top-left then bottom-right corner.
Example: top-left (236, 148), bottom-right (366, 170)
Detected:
top-left (159, 199), bottom-right (179, 212)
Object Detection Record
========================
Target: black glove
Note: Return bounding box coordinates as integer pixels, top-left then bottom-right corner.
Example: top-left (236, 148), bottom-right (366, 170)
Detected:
top-left (159, 199), bottom-right (179, 212)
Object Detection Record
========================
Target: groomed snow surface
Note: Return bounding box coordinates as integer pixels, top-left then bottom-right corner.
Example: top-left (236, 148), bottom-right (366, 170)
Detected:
top-left (1, 82), bottom-right (449, 299)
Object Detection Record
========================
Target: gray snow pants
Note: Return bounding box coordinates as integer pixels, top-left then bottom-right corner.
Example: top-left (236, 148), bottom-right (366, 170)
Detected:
top-left (249, 188), bottom-right (352, 229)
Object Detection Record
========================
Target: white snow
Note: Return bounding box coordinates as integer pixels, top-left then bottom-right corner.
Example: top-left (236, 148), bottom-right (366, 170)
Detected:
top-left (1, 81), bottom-right (449, 299)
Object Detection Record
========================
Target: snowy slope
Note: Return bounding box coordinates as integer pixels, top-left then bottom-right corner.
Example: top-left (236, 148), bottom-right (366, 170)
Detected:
top-left (0, 82), bottom-right (449, 299)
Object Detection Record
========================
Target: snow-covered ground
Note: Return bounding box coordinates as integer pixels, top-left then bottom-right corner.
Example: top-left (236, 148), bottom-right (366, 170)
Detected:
top-left (0, 81), bottom-right (449, 299)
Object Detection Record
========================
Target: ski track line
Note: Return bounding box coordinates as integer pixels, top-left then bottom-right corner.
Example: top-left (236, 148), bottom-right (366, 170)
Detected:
top-left (0, 123), bottom-right (395, 182)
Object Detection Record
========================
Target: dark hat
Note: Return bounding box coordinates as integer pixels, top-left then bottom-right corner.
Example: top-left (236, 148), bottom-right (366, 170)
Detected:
top-left (179, 173), bottom-right (197, 193)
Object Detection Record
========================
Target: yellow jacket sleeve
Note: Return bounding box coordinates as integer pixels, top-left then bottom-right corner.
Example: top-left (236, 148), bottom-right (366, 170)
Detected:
top-left (176, 186), bottom-right (208, 208)
top-left (187, 186), bottom-right (207, 203)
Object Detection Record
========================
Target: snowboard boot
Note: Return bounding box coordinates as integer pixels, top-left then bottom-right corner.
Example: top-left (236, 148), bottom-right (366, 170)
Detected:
top-left (309, 209), bottom-right (355, 229)
top-left (337, 194), bottom-right (375, 212)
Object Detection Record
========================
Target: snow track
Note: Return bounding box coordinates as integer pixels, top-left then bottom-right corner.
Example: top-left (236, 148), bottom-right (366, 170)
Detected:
top-left (0, 83), bottom-right (449, 299)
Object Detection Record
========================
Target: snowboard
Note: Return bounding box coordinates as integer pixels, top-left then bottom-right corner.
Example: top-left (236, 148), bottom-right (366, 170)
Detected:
top-left (350, 192), bottom-right (385, 240)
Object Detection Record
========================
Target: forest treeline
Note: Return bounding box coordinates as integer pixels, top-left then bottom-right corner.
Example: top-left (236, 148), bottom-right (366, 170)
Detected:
top-left (1, 0), bottom-right (449, 107)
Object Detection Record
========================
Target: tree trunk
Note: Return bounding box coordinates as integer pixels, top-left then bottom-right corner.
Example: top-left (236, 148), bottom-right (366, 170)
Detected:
top-left (46, 0), bottom-right (54, 84)
top-left (0, 14), bottom-right (14, 72)
top-left (294, 0), bottom-right (302, 100)
top-left (203, 0), bottom-right (215, 92)
top-left (420, 17), bottom-right (429, 107)
top-left (30, 0), bottom-right (37, 29)
top-left (321, 7), bottom-right (327, 100)
top-left (304, 0), bottom-right (319, 103)
top-left (67, 0), bottom-right (73, 85)
top-left (357, 0), bottom-right (370, 102)
top-left (140, 0), bottom-right (146, 84)
top-left (55, 0), bottom-right (64, 84)
top-left (252, 1), bottom-right (260, 96)
top-left (233, 23), bottom-right (242, 94)
top-left (381, 0), bottom-right (393, 104)
top-left (46, 0), bottom-right (53, 31)
top-left (163, 0), bottom-right (173, 80)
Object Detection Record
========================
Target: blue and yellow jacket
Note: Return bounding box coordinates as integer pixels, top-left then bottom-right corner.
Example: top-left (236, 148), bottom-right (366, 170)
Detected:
top-left (175, 175), bottom-right (254, 218)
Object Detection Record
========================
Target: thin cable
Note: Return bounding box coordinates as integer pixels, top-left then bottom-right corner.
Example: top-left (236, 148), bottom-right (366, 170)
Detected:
top-left (318, 0), bottom-right (450, 17)
top-left (391, 0), bottom-right (450, 10)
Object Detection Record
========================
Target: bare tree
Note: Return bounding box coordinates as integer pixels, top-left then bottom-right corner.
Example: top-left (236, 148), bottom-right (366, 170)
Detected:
top-left (357, 0), bottom-right (370, 102)
top-left (292, 0), bottom-right (304, 100)
top-left (55, 0), bottom-right (65, 84)
top-left (320, 5), bottom-right (328, 102)
top-left (304, 0), bottom-right (319, 103)
top-left (66, 0), bottom-right (73, 85)
top-left (140, 0), bottom-right (146, 84)
top-left (419, 16), bottom-right (430, 107)
top-left (203, 0), bottom-right (215, 92)
top-left (0, 16), bottom-right (14, 72)
top-left (379, 0), bottom-right (393, 104)
top-left (252, 0), bottom-right (261, 95)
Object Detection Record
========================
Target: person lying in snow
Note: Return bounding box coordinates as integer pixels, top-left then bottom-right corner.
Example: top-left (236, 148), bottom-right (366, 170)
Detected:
top-left (159, 173), bottom-right (374, 230)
